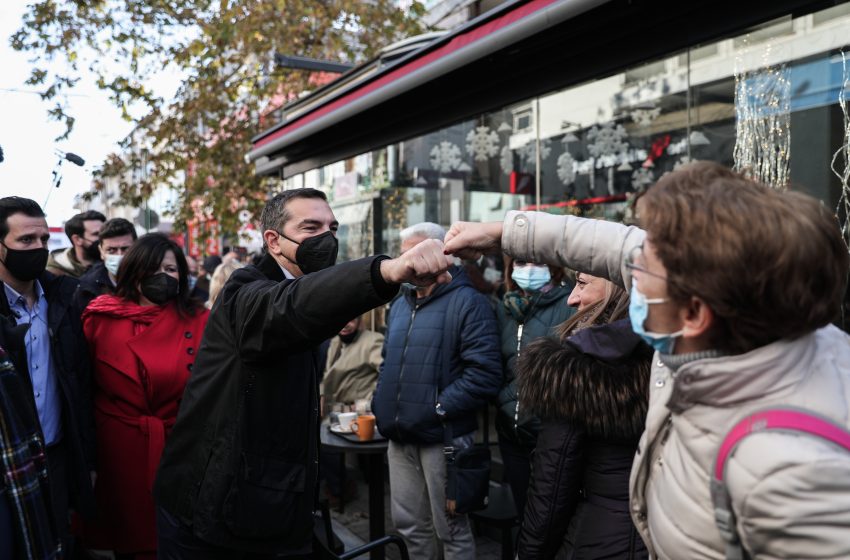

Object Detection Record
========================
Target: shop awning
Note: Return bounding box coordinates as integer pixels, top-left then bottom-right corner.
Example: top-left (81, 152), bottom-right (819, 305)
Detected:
top-left (248, 0), bottom-right (833, 178)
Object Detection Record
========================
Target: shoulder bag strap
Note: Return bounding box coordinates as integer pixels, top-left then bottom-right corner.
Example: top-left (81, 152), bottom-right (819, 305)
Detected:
top-left (712, 407), bottom-right (850, 560)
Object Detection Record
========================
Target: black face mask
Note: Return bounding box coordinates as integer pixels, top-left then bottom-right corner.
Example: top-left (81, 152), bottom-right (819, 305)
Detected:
top-left (83, 240), bottom-right (101, 262)
top-left (0, 243), bottom-right (48, 281)
top-left (280, 230), bottom-right (338, 274)
top-left (339, 330), bottom-right (359, 344)
top-left (140, 273), bottom-right (180, 305)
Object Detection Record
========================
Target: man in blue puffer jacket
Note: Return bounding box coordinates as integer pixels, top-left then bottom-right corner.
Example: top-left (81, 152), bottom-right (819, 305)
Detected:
top-left (373, 222), bottom-right (500, 560)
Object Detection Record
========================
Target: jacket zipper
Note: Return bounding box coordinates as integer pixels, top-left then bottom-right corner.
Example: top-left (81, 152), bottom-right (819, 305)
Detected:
top-left (513, 322), bottom-right (524, 432)
top-left (394, 304), bottom-right (418, 441)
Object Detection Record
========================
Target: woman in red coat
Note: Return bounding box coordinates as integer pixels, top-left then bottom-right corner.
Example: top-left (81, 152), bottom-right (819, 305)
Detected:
top-left (80, 233), bottom-right (209, 559)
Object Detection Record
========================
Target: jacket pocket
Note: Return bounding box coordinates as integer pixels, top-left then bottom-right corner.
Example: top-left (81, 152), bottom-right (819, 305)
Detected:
top-left (223, 452), bottom-right (310, 538)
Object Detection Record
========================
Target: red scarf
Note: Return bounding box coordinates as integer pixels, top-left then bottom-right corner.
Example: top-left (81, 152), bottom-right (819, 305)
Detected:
top-left (83, 294), bottom-right (165, 325)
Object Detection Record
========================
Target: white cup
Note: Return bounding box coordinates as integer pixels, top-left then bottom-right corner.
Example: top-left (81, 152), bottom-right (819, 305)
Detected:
top-left (337, 412), bottom-right (357, 431)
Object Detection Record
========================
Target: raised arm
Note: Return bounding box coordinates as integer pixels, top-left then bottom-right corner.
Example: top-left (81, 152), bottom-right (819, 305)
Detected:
top-left (445, 212), bottom-right (646, 289)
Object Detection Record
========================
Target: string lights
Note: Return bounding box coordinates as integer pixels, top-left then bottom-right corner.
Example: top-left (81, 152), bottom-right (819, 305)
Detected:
top-left (831, 51), bottom-right (850, 252)
top-left (733, 40), bottom-right (791, 189)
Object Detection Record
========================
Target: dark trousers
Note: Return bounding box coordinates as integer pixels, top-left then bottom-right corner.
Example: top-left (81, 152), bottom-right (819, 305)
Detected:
top-left (320, 449), bottom-right (344, 496)
top-left (156, 507), bottom-right (312, 560)
top-left (0, 488), bottom-right (15, 559)
top-left (498, 439), bottom-right (533, 523)
top-left (46, 439), bottom-right (71, 553)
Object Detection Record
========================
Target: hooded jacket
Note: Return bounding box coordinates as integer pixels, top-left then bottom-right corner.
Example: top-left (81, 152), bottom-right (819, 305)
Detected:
top-left (517, 319), bottom-right (650, 559)
top-left (46, 247), bottom-right (89, 278)
top-left (154, 254), bottom-right (398, 555)
top-left (495, 283), bottom-right (573, 448)
top-left (502, 210), bottom-right (850, 559)
top-left (373, 267), bottom-right (501, 444)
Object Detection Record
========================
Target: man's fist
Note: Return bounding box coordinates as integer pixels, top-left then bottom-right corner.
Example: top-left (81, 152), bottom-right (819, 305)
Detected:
top-left (380, 238), bottom-right (454, 286)
top-left (443, 221), bottom-right (503, 261)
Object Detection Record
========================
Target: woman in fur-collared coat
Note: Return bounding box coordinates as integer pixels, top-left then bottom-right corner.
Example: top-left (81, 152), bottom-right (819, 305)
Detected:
top-left (516, 283), bottom-right (651, 560)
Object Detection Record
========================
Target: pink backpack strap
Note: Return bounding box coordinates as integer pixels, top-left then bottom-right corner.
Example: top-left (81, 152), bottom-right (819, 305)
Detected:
top-left (711, 408), bottom-right (850, 560)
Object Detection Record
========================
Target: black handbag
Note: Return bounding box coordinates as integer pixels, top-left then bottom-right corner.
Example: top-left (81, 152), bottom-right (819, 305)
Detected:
top-left (443, 420), bottom-right (491, 514)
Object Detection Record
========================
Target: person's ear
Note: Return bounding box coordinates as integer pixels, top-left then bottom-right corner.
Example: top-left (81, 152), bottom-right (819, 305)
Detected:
top-left (71, 234), bottom-right (84, 248)
top-left (679, 295), bottom-right (714, 339)
top-left (264, 229), bottom-right (282, 255)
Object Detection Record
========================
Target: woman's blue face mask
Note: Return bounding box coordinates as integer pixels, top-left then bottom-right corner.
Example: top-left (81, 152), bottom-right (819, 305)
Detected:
top-left (629, 283), bottom-right (683, 354)
top-left (512, 265), bottom-right (550, 292)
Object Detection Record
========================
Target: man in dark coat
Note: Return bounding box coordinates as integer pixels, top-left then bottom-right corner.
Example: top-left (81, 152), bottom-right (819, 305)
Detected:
top-left (153, 188), bottom-right (454, 559)
top-left (372, 222), bottom-right (501, 560)
top-left (0, 197), bottom-right (97, 551)
top-left (74, 217), bottom-right (137, 313)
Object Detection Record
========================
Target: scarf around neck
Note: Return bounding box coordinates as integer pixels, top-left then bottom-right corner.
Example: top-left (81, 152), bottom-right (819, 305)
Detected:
top-left (83, 294), bottom-right (165, 325)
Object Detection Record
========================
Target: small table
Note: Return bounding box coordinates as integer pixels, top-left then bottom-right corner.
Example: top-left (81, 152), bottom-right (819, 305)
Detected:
top-left (320, 423), bottom-right (389, 560)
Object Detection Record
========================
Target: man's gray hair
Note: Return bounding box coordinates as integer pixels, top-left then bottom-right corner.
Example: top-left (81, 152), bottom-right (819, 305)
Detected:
top-left (399, 222), bottom-right (446, 243)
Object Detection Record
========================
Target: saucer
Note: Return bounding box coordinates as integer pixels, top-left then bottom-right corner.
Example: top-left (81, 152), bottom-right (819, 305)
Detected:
top-left (330, 424), bottom-right (353, 434)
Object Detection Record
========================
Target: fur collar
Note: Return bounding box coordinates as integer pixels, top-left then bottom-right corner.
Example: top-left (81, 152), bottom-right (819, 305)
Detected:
top-left (517, 321), bottom-right (652, 442)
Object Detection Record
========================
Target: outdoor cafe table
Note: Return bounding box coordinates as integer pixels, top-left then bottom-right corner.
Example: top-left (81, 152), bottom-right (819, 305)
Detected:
top-left (320, 421), bottom-right (389, 560)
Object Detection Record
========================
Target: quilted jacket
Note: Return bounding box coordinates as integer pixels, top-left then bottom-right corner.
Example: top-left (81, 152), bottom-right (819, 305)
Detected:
top-left (373, 267), bottom-right (501, 444)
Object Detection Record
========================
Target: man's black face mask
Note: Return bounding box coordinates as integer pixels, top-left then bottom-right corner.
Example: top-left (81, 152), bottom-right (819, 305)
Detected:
top-left (0, 243), bottom-right (48, 281)
top-left (278, 230), bottom-right (338, 274)
top-left (83, 239), bottom-right (101, 262)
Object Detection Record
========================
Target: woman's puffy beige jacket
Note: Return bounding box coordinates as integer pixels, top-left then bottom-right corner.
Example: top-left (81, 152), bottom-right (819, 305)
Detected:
top-left (502, 210), bottom-right (850, 559)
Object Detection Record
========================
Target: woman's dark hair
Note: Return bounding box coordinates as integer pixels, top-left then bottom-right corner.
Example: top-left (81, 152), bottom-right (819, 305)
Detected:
top-left (116, 233), bottom-right (201, 315)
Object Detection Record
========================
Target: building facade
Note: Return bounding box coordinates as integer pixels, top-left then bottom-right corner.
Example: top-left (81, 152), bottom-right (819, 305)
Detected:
top-left (248, 0), bottom-right (850, 263)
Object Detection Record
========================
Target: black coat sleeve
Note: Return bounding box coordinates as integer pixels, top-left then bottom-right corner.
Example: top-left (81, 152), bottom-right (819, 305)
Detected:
top-left (232, 256), bottom-right (398, 362)
top-left (518, 419), bottom-right (586, 560)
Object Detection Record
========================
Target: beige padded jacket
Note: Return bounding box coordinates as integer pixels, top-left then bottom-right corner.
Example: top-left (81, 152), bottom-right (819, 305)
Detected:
top-left (502, 210), bottom-right (850, 559)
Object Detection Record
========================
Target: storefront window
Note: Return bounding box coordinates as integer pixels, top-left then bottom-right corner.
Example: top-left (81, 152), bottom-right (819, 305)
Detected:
top-left (280, 3), bottom-right (850, 256)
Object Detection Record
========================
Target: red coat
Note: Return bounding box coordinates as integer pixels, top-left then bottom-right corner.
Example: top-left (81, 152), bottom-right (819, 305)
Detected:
top-left (80, 295), bottom-right (208, 555)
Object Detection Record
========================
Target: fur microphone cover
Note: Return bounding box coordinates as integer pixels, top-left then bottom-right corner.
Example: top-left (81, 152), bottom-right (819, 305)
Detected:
top-left (516, 319), bottom-right (652, 442)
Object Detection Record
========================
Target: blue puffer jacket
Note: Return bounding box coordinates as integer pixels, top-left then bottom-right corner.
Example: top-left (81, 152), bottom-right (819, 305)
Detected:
top-left (373, 267), bottom-right (501, 444)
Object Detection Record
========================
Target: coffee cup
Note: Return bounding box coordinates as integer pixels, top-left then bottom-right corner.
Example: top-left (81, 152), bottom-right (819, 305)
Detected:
top-left (351, 414), bottom-right (376, 441)
top-left (337, 412), bottom-right (357, 432)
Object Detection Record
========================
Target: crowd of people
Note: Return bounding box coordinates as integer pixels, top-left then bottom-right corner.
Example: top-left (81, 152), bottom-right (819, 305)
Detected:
top-left (0, 160), bottom-right (848, 560)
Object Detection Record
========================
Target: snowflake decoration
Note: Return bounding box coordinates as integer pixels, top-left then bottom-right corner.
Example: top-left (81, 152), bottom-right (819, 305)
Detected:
top-left (521, 138), bottom-right (552, 167)
top-left (674, 155), bottom-right (692, 170)
top-left (465, 126), bottom-right (500, 161)
top-left (587, 122), bottom-right (629, 158)
top-left (429, 141), bottom-right (462, 173)
top-left (500, 146), bottom-right (513, 175)
top-left (631, 167), bottom-right (655, 190)
top-left (557, 152), bottom-right (576, 185)
top-left (630, 108), bottom-right (661, 127)
top-left (667, 138), bottom-right (688, 156)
